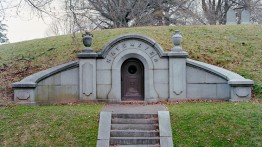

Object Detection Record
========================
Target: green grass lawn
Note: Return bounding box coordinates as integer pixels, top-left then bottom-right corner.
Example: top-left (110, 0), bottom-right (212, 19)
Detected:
top-left (1, 102), bottom-right (261, 146)
top-left (0, 25), bottom-right (261, 99)
top-left (167, 102), bottom-right (262, 146)
top-left (0, 104), bottom-right (103, 146)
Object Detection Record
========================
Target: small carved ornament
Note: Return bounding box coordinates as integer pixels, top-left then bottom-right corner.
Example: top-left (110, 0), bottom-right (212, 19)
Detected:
top-left (16, 92), bottom-right (30, 100)
top-left (234, 87), bottom-right (250, 97)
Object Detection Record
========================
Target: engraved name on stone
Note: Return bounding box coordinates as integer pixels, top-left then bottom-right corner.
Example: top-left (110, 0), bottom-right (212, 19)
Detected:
top-left (122, 43), bottom-right (127, 48)
top-left (111, 51), bottom-right (116, 56)
top-left (138, 43), bottom-right (142, 48)
top-left (130, 42), bottom-right (135, 47)
top-left (105, 40), bottom-right (159, 63)
top-left (106, 59), bottom-right (111, 63)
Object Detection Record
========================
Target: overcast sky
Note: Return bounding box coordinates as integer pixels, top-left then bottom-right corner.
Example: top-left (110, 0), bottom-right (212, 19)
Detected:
top-left (5, 16), bottom-right (51, 43)
top-left (3, 0), bottom-right (61, 43)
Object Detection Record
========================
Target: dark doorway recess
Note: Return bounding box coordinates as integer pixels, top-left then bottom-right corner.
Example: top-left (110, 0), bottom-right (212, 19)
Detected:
top-left (121, 58), bottom-right (144, 101)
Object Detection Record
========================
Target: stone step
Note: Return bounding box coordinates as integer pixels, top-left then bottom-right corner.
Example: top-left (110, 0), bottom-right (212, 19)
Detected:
top-left (111, 124), bottom-right (159, 130)
top-left (110, 137), bottom-right (160, 145)
top-left (111, 145), bottom-right (160, 147)
top-left (110, 130), bottom-right (159, 137)
top-left (112, 118), bottom-right (158, 124)
top-left (112, 114), bottom-right (158, 119)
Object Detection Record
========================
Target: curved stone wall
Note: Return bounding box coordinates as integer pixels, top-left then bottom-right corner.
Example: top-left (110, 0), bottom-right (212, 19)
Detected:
top-left (12, 61), bottom-right (79, 104)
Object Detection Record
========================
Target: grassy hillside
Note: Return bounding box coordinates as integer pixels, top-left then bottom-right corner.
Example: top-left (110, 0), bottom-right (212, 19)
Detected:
top-left (1, 102), bottom-right (261, 146)
top-left (0, 25), bottom-right (261, 100)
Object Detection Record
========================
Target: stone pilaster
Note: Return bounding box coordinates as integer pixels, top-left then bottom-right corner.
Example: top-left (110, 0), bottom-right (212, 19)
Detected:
top-left (78, 53), bottom-right (98, 101)
top-left (168, 52), bottom-right (188, 101)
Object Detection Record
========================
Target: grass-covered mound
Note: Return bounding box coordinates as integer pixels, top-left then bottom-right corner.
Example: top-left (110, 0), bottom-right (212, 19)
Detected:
top-left (0, 25), bottom-right (261, 100)
top-left (1, 102), bottom-right (261, 146)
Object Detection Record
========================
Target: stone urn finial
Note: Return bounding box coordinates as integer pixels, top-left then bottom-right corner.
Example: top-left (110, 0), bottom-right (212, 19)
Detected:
top-left (171, 30), bottom-right (183, 52)
top-left (82, 31), bottom-right (94, 53)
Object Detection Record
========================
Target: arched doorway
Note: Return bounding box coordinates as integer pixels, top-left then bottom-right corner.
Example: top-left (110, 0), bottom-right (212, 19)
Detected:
top-left (121, 59), bottom-right (144, 101)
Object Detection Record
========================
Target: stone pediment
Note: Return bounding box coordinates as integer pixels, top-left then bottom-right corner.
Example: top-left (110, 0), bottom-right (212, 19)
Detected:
top-left (99, 34), bottom-right (166, 58)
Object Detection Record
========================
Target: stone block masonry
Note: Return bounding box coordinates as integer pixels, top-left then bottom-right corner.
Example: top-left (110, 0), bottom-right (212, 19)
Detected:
top-left (12, 33), bottom-right (253, 104)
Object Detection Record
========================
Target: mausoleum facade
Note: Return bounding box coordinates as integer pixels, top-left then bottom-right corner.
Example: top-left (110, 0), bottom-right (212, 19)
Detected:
top-left (12, 33), bottom-right (253, 104)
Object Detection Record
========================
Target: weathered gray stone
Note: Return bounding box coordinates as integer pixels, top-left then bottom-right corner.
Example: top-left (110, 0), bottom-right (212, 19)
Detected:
top-left (228, 79), bottom-right (254, 86)
top-left (226, 8), bottom-right (237, 24)
top-left (158, 111), bottom-right (172, 137)
top-left (36, 86), bottom-right (49, 103)
top-left (100, 34), bottom-right (165, 58)
top-left (98, 112), bottom-right (111, 139)
top-left (12, 34), bottom-right (254, 104)
top-left (79, 59), bottom-right (96, 101)
top-left (205, 71), bottom-right (227, 83)
top-left (158, 111), bottom-right (173, 147)
top-left (12, 61), bottom-right (78, 88)
top-left (187, 66), bottom-right (227, 84)
top-left (169, 58), bottom-right (187, 100)
top-left (217, 84), bottom-right (230, 99)
top-left (160, 137), bottom-right (174, 147)
top-left (96, 140), bottom-right (109, 147)
top-left (97, 112), bottom-right (111, 147)
top-left (96, 70), bottom-right (111, 85)
top-left (187, 59), bottom-right (247, 80)
top-left (154, 84), bottom-right (168, 99)
top-left (111, 124), bottom-right (158, 130)
top-left (77, 52), bottom-right (99, 58)
top-left (108, 68), bottom-right (121, 102)
top-left (61, 68), bottom-right (79, 85)
top-left (103, 105), bottom-right (166, 114)
top-left (97, 57), bottom-right (113, 70)
top-left (109, 112), bottom-right (161, 146)
top-left (187, 84), bottom-right (217, 99)
top-left (154, 70), bottom-right (168, 84)
top-left (241, 10), bottom-right (251, 24)
top-left (14, 88), bottom-right (36, 104)
top-left (152, 56), bottom-right (168, 69)
top-left (48, 86), bottom-right (78, 103)
top-left (110, 137), bottom-right (160, 145)
top-left (230, 86), bottom-right (252, 101)
top-left (38, 73), bottom-right (61, 86)
top-left (167, 51), bottom-right (188, 58)
top-left (111, 119), bottom-right (158, 124)
top-left (97, 84), bottom-right (111, 99)
top-left (187, 66), bottom-right (206, 83)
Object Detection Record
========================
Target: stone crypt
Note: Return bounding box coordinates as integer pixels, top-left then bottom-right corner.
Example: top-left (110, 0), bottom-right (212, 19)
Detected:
top-left (12, 31), bottom-right (253, 104)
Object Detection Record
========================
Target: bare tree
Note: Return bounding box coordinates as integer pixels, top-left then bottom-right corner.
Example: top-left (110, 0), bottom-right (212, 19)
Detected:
top-left (0, 21), bottom-right (8, 43)
top-left (198, 0), bottom-right (262, 25)
top-left (250, 0), bottom-right (262, 23)
top-left (233, 0), bottom-right (262, 24)
top-left (69, 0), bottom-right (156, 28)
top-left (200, 0), bottom-right (232, 25)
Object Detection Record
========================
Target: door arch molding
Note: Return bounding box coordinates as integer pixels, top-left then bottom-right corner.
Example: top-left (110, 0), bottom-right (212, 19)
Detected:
top-left (108, 49), bottom-right (158, 102)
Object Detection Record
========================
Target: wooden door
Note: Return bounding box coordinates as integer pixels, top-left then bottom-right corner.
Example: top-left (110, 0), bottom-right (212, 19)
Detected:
top-left (121, 59), bottom-right (144, 101)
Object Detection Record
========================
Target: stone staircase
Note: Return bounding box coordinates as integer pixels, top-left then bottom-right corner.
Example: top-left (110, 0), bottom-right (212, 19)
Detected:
top-left (97, 106), bottom-right (173, 147)
top-left (110, 114), bottom-right (160, 146)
